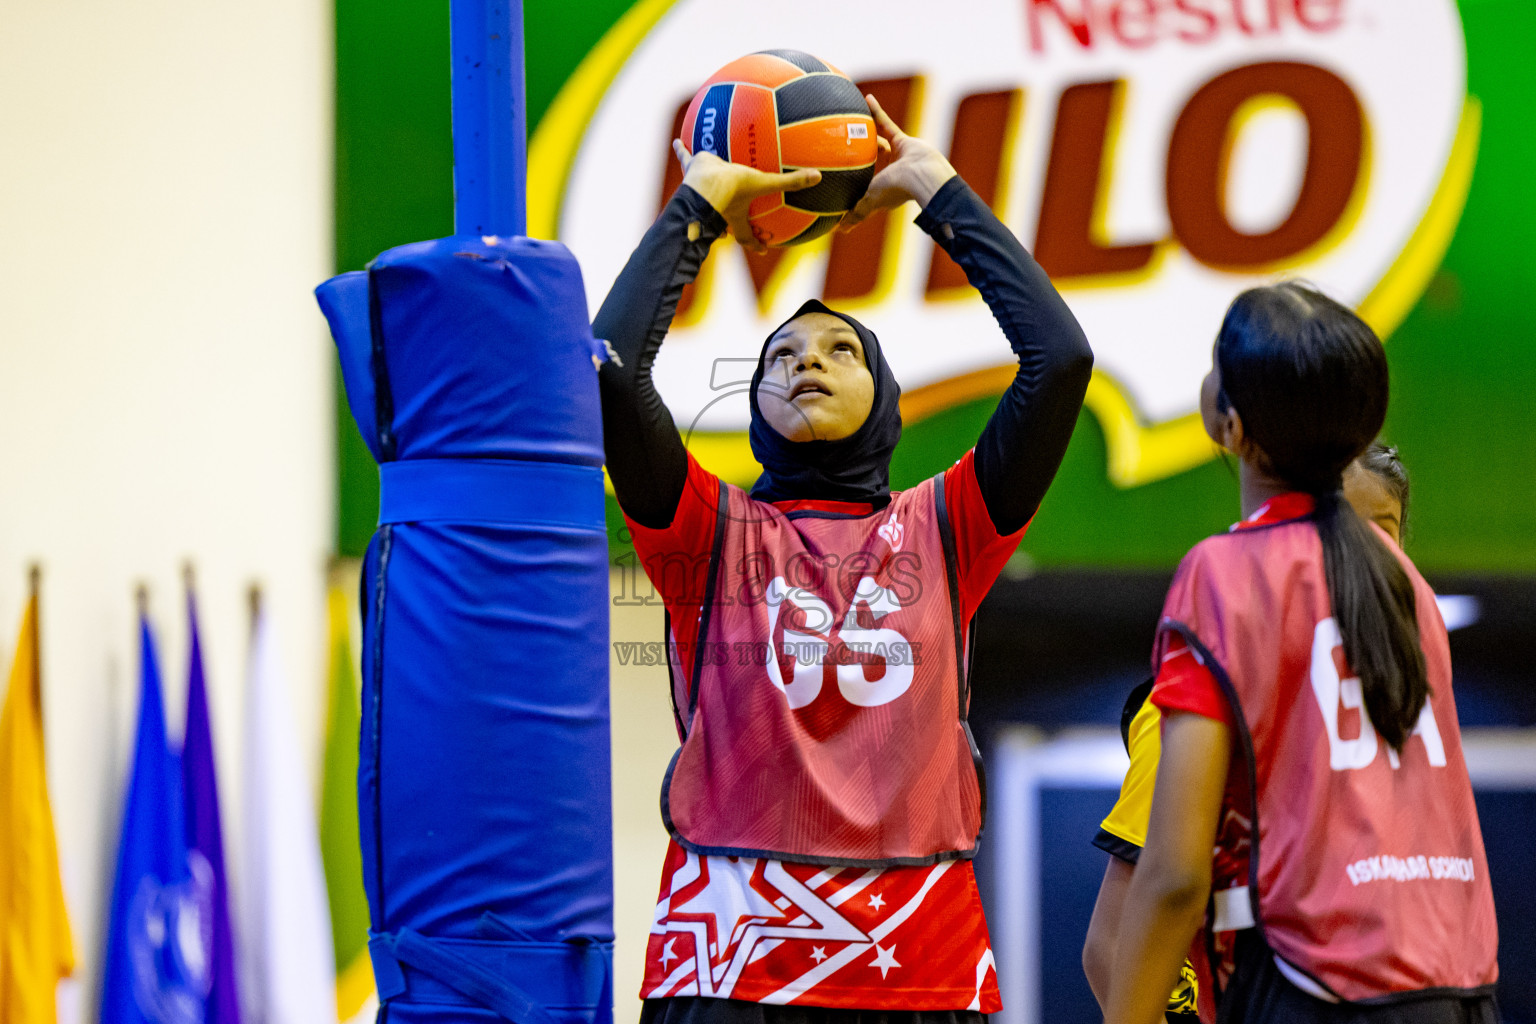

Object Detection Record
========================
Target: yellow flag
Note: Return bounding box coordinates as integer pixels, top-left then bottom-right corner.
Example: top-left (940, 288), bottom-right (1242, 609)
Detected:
top-left (0, 588), bottom-right (74, 1023)
top-left (321, 578), bottom-right (373, 1021)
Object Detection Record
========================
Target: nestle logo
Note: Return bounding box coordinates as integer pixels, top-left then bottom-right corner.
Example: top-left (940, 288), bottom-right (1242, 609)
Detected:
top-left (1024, 0), bottom-right (1348, 53)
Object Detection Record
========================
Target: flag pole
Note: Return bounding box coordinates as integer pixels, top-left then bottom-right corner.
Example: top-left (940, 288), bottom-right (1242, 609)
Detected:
top-left (28, 562), bottom-right (42, 718)
top-left (450, 0), bottom-right (526, 237)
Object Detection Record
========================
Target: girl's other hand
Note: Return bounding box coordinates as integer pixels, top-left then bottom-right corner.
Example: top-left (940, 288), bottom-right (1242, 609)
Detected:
top-left (674, 140), bottom-right (821, 253)
top-left (839, 94), bottom-right (958, 232)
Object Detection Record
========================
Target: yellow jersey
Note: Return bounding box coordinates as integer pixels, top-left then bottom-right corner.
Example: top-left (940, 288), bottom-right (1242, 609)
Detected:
top-left (1094, 683), bottom-right (1201, 1020)
top-left (1096, 688), bottom-right (1162, 857)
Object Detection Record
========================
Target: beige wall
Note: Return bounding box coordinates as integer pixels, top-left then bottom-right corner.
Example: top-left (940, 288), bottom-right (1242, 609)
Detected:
top-left (609, 587), bottom-right (683, 1017)
top-left (0, 0), bottom-right (332, 1016)
top-left (0, 3), bottom-right (681, 1016)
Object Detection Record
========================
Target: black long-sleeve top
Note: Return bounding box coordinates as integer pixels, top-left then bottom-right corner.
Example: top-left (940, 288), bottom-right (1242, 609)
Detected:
top-left (595, 177), bottom-right (1093, 534)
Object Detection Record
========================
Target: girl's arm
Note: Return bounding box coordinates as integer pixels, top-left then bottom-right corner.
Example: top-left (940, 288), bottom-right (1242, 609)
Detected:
top-left (594, 183), bottom-right (723, 530)
top-left (1104, 711), bottom-right (1231, 1024)
top-left (847, 95), bottom-right (1094, 536)
top-left (596, 149), bottom-right (818, 529)
top-left (1084, 856), bottom-right (1135, 1008)
top-left (918, 180), bottom-right (1093, 535)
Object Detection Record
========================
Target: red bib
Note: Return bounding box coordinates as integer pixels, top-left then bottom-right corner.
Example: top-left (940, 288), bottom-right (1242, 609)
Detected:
top-left (662, 477), bottom-right (982, 866)
top-left (1158, 517), bottom-right (1498, 1003)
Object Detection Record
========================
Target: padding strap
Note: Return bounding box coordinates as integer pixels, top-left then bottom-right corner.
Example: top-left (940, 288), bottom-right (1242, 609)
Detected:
top-left (369, 928), bottom-right (613, 1024)
top-left (377, 459), bottom-right (605, 531)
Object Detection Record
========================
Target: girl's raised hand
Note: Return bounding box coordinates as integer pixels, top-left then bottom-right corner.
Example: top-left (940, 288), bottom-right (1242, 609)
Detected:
top-left (674, 140), bottom-right (821, 252)
top-left (840, 94), bottom-right (958, 232)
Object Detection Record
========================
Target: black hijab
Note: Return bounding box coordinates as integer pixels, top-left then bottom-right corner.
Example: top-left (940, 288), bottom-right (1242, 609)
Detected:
top-left (748, 299), bottom-right (902, 507)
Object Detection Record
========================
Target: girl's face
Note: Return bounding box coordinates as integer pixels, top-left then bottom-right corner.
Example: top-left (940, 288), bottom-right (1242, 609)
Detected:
top-left (1343, 461), bottom-right (1404, 544)
top-left (757, 313), bottom-right (876, 443)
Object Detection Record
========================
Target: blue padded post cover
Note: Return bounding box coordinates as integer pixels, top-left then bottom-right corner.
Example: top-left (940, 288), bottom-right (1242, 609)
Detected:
top-left (316, 234), bottom-right (613, 1024)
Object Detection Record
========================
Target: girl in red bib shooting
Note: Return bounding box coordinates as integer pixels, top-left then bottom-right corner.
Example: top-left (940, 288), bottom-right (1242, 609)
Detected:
top-left (596, 98), bottom-right (1092, 1022)
top-left (1103, 284), bottom-right (1499, 1023)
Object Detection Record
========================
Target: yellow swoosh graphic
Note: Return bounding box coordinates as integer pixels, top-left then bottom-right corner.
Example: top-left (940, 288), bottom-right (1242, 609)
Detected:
top-left (538, 8), bottom-right (1480, 491)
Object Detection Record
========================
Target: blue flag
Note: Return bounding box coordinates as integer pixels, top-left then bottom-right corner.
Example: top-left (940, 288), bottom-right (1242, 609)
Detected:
top-left (101, 615), bottom-right (208, 1024)
top-left (182, 590), bottom-right (240, 1024)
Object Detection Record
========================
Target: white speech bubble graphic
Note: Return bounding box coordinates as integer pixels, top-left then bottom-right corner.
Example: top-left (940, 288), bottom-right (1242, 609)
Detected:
top-left (531, 0), bottom-right (1475, 487)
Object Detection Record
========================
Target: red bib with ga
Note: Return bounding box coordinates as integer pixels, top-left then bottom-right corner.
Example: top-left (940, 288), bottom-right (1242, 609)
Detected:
top-left (1157, 516), bottom-right (1498, 1004)
top-left (661, 476), bottom-right (981, 866)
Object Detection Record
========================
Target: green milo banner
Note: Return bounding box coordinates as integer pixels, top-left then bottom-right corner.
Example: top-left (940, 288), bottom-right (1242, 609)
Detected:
top-left (334, 0), bottom-right (1536, 574)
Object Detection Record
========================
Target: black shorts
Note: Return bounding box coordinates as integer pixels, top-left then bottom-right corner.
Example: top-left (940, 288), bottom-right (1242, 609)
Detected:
top-left (639, 997), bottom-right (985, 1024)
top-left (1218, 932), bottom-right (1499, 1024)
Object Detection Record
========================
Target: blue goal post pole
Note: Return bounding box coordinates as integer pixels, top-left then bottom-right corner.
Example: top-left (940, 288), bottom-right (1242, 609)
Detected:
top-left (451, 0), bottom-right (526, 237)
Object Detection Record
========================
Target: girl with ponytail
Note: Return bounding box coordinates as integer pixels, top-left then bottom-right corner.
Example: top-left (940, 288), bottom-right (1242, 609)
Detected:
top-left (1103, 284), bottom-right (1499, 1023)
top-left (1213, 284), bottom-right (1428, 749)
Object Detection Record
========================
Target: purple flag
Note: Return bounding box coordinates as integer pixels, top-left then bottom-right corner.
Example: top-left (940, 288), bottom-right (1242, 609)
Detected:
top-left (183, 586), bottom-right (242, 1024)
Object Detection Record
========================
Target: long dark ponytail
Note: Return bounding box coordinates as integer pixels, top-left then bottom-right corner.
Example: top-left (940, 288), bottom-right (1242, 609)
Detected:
top-left (1217, 283), bottom-right (1427, 749)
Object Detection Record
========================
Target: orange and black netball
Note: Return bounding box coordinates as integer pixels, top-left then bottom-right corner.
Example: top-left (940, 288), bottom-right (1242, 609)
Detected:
top-left (679, 50), bottom-right (878, 246)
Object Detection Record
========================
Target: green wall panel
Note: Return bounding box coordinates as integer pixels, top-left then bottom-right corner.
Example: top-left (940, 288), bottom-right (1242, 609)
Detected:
top-left (333, 0), bottom-right (1536, 572)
